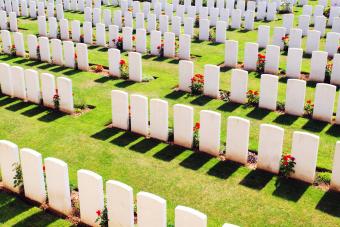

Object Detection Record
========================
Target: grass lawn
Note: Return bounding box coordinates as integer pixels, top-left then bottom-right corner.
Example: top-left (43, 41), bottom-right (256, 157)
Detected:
top-left (0, 189), bottom-right (73, 226)
top-left (0, 1), bottom-right (340, 226)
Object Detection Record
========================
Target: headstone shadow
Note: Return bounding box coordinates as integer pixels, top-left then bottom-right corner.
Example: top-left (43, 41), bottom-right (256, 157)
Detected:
top-left (273, 114), bottom-right (299, 126)
top-left (190, 95), bottom-right (213, 106)
top-left (110, 131), bottom-right (140, 147)
top-left (207, 160), bottom-right (242, 179)
top-left (239, 169), bottom-right (274, 190)
top-left (91, 127), bottom-right (122, 141)
top-left (316, 190), bottom-right (340, 217)
top-left (302, 119), bottom-right (328, 133)
top-left (153, 144), bottom-right (187, 162)
top-left (246, 108), bottom-right (271, 120)
top-left (21, 105), bottom-right (47, 117)
top-left (115, 80), bottom-right (135, 88)
top-left (272, 178), bottom-right (309, 202)
top-left (180, 151), bottom-right (213, 170)
top-left (326, 125), bottom-right (340, 137)
top-left (130, 138), bottom-right (161, 153)
top-left (5, 101), bottom-right (33, 112)
top-left (0, 96), bottom-right (17, 107)
top-left (38, 110), bottom-right (66, 122)
top-left (217, 102), bottom-right (241, 113)
top-left (164, 90), bottom-right (187, 100)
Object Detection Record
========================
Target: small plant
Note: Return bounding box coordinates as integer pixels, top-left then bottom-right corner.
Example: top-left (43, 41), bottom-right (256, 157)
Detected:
top-left (316, 172), bottom-right (331, 185)
top-left (279, 0), bottom-right (292, 13)
top-left (10, 44), bottom-right (16, 56)
top-left (256, 53), bottom-right (266, 74)
top-left (119, 59), bottom-right (129, 79)
top-left (193, 30), bottom-right (200, 41)
top-left (53, 89), bottom-right (60, 110)
top-left (74, 52), bottom-right (78, 69)
top-left (36, 45), bottom-right (41, 60)
top-left (325, 61), bottom-right (333, 79)
top-left (304, 99), bottom-right (314, 117)
top-left (157, 40), bottom-right (164, 58)
top-left (168, 127), bottom-right (174, 142)
top-left (246, 90), bottom-right (259, 107)
top-left (190, 73), bottom-right (204, 95)
top-left (193, 122), bottom-right (200, 149)
top-left (282, 35), bottom-right (289, 52)
top-left (276, 101), bottom-right (285, 112)
top-left (220, 90), bottom-right (230, 102)
top-left (12, 162), bottom-right (24, 192)
top-left (279, 154), bottom-right (296, 178)
top-left (95, 207), bottom-right (109, 227)
top-left (194, 15), bottom-right (200, 28)
top-left (80, 34), bottom-right (84, 43)
top-left (113, 36), bottom-right (123, 51)
top-left (209, 29), bottom-right (216, 43)
top-left (324, 6), bottom-right (330, 17)
top-left (92, 64), bottom-right (104, 73)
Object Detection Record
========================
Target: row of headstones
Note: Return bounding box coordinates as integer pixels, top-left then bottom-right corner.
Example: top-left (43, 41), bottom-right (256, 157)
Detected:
top-left (38, 17), bottom-right (192, 59)
top-left (301, 4), bottom-right (340, 26)
top-left (0, 0), bottom-right (64, 19)
top-left (0, 63), bottom-right (74, 113)
top-left (282, 13), bottom-right (339, 37)
top-left (258, 26), bottom-right (340, 57)
top-left (179, 62), bottom-right (340, 124)
top-left (223, 40), bottom-right (340, 85)
top-left (110, 90), bottom-right (340, 186)
top-left (1, 30), bottom-right (89, 70)
top-left (0, 10), bottom-right (18, 31)
top-left (0, 140), bottom-right (238, 227)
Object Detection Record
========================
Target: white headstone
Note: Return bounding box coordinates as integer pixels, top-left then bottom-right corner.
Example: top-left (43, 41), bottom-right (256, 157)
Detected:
top-left (259, 74), bottom-right (278, 111)
top-left (175, 206), bottom-right (207, 227)
top-left (174, 104), bottom-right (194, 148)
top-left (128, 52), bottom-right (142, 82)
top-left (137, 192), bottom-right (167, 227)
top-left (288, 28), bottom-right (302, 48)
top-left (199, 110), bottom-right (221, 156)
top-left (305, 30), bottom-right (321, 55)
top-left (24, 69), bottom-right (41, 104)
top-left (286, 48), bottom-right (303, 78)
top-left (164, 32), bottom-right (176, 58)
top-left (264, 45), bottom-right (280, 74)
top-left (331, 54), bottom-right (340, 85)
top-left (330, 142), bottom-right (340, 190)
top-left (313, 83), bottom-right (336, 122)
top-left (230, 69), bottom-right (248, 104)
top-left (257, 25), bottom-right (270, 48)
top-left (130, 94), bottom-right (148, 136)
top-left (0, 140), bottom-right (20, 193)
top-left (57, 77), bottom-right (74, 113)
top-left (111, 90), bottom-right (129, 130)
top-left (243, 42), bottom-right (258, 71)
top-left (150, 99), bottom-right (169, 141)
top-left (285, 79), bottom-right (306, 116)
top-left (309, 51), bottom-right (328, 82)
top-left (41, 73), bottom-right (56, 108)
top-left (76, 43), bottom-right (89, 71)
top-left (11, 66), bottom-right (27, 100)
top-left (203, 64), bottom-right (220, 98)
top-left (224, 40), bottom-right (238, 68)
top-left (0, 63), bottom-right (13, 96)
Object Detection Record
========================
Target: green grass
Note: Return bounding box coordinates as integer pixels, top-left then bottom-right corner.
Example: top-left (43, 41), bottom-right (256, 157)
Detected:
top-left (0, 2), bottom-right (340, 226)
top-left (0, 190), bottom-right (73, 226)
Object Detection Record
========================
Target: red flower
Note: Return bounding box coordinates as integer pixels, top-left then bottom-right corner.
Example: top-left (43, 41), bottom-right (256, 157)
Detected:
top-left (119, 59), bottom-right (126, 65)
top-left (306, 100), bottom-right (311, 104)
top-left (37, 45), bottom-right (40, 49)
top-left (157, 45), bottom-right (160, 49)
top-left (132, 36), bottom-right (136, 41)
top-left (112, 38), bottom-right (116, 42)
top-left (12, 44), bottom-right (15, 48)
top-left (96, 210), bottom-right (101, 216)
top-left (74, 53), bottom-right (77, 59)
top-left (254, 91), bottom-right (259, 96)
top-left (283, 161), bottom-right (288, 166)
top-left (193, 122), bottom-right (200, 131)
top-left (42, 165), bottom-right (45, 172)
top-left (247, 90), bottom-right (253, 94)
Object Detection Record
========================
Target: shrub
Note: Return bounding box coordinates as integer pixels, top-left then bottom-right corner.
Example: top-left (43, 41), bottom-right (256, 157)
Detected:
top-left (53, 89), bottom-right (60, 110)
top-left (304, 100), bottom-right (314, 117)
top-left (279, 154), bottom-right (296, 178)
top-left (95, 207), bottom-right (108, 227)
top-left (220, 90), bottom-right (230, 102)
top-left (74, 52), bottom-right (78, 69)
top-left (276, 101), bottom-right (285, 112)
top-left (119, 59), bottom-right (129, 79)
top-left (324, 7), bottom-right (330, 17)
top-left (209, 29), bottom-right (216, 43)
top-left (36, 45), bottom-right (41, 60)
top-left (256, 54), bottom-right (265, 74)
top-left (246, 90), bottom-right (259, 107)
top-left (10, 44), bottom-right (16, 56)
top-left (193, 122), bottom-right (200, 149)
top-left (94, 64), bottom-right (104, 73)
top-left (168, 127), bottom-right (174, 142)
top-left (282, 35), bottom-right (289, 52)
top-left (325, 61), bottom-right (333, 79)
top-left (113, 36), bottom-right (123, 51)
top-left (194, 15), bottom-right (200, 28)
top-left (157, 40), bottom-right (164, 58)
top-left (190, 74), bottom-right (204, 95)
top-left (316, 172), bottom-right (331, 184)
top-left (80, 34), bottom-right (84, 43)
top-left (12, 162), bottom-right (23, 191)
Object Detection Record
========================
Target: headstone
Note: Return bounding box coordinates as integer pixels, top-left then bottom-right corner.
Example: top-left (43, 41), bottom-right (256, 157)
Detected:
top-left (309, 51), bottom-right (328, 82)
top-left (109, 25), bottom-right (119, 48)
top-left (331, 54), bottom-right (340, 85)
top-left (285, 79), bottom-right (306, 116)
top-left (130, 94), bottom-right (148, 136)
top-left (147, 13), bottom-right (156, 32)
top-left (9, 12), bottom-right (18, 32)
top-left (244, 10), bottom-right (255, 30)
top-left (305, 30), bottom-right (321, 54)
top-left (150, 99), bottom-right (169, 141)
top-left (286, 48), bottom-right (303, 78)
top-left (41, 73), bottom-right (56, 108)
top-left (314, 16), bottom-right (326, 37)
top-left (123, 27), bottom-right (133, 51)
top-left (113, 10), bottom-right (122, 28)
top-left (57, 77), bottom-right (74, 113)
top-left (225, 116), bottom-right (250, 164)
top-left (38, 16), bottom-right (47, 36)
top-left (178, 34), bottom-right (191, 60)
top-left (106, 180), bottom-right (134, 227)
top-left (136, 28), bottom-right (147, 54)
top-left (63, 41), bottom-right (75, 68)
top-left (325, 32), bottom-right (340, 57)
top-left (298, 15), bottom-right (310, 36)
top-left (150, 30), bottom-right (161, 55)
top-left (288, 28), bottom-right (302, 48)
top-left (230, 69), bottom-right (248, 104)
top-left (51, 39), bottom-right (63, 65)
top-left (44, 158), bottom-right (72, 215)
top-left (178, 60), bottom-right (194, 92)
top-left (172, 16), bottom-right (181, 36)
top-left (137, 192), bottom-right (166, 227)
top-left (199, 110), bottom-right (221, 156)
top-left (272, 27), bottom-right (286, 50)
top-left (184, 17), bottom-right (194, 37)
top-left (96, 23), bottom-right (106, 46)
top-left (291, 132), bottom-right (319, 183)
top-left (282, 14), bottom-right (294, 34)
top-left (20, 148), bottom-right (46, 203)
top-left (257, 25), bottom-right (270, 48)
top-left (159, 14), bottom-right (169, 33)
top-left (231, 9), bottom-right (241, 29)
top-left (243, 42), bottom-right (258, 71)
top-left (199, 19), bottom-right (210, 40)
top-left (77, 170), bottom-right (104, 226)
top-left (60, 18), bottom-right (69, 40)
top-left (224, 40), bottom-right (238, 68)
top-left (108, 48), bottom-right (121, 77)
top-left (111, 90), bottom-right (129, 130)
top-left (259, 74), bottom-right (278, 111)
top-left (215, 20), bottom-right (227, 43)
top-left (24, 69), bottom-right (41, 104)
top-left (257, 124), bottom-right (284, 174)
top-left (136, 12), bottom-right (145, 29)
top-left (83, 21), bottom-right (93, 44)
top-left (164, 32), bottom-right (176, 58)
top-left (174, 104), bottom-right (194, 148)
top-left (202, 64), bottom-right (220, 98)
top-left (76, 43), bottom-right (89, 71)
top-left (1, 30), bottom-right (11, 54)
top-left (128, 52), bottom-right (142, 82)
top-left (331, 142), bottom-right (340, 190)
top-left (175, 206), bottom-right (207, 227)
top-left (71, 20), bottom-right (81, 42)
top-left (0, 140), bottom-right (20, 193)
top-left (0, 63), bottom-right (13, 96)
top-left (11, 66), bottom-right (27, 100)
top-left (13, 32), bottom-right (25, 56)
top-left (264, 45), bottom-right (280, 74)
top-left (313, 83), bottom-right (336, 122)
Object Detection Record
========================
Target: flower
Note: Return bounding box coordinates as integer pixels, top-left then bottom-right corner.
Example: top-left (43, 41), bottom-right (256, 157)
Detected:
top-left (247, 90), bottom-right (253, 94)
top-left (306, 100), bottom-right (311, 104)
top-left (96, 210), bottom-right (101, 216)
top-left (254, 91), bottom-right (259, 96)
top-left (74, 53), bottom-right (77, 59)
top-left (132, 36), bottom-right (136, 41)
top-left (11, 44), bottom-right (15, 49)
top-left (193, 122), bottom-right (200, 131)
top-left (42, 165), bottom-right (45, 172)
top-left (119, 59), bottom-right (126, 65)
top-left (112, 38), bottom-right (116, 42)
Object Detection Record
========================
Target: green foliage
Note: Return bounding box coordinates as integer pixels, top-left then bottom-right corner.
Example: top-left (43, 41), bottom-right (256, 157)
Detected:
top-left (276, 101), bottom-right (285, 112)
top-left (95, 207), bottom-right (109, 227)
top-left (316, 172), bottom-right (331, 184)
top-left (12, 162), bottom-right (23, 191)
